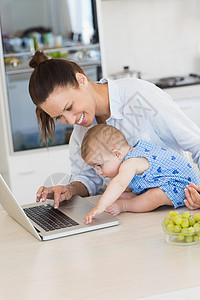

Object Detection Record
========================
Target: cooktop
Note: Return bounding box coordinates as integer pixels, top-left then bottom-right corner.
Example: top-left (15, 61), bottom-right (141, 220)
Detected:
top-left (151, 74), bottom-right (200, 89)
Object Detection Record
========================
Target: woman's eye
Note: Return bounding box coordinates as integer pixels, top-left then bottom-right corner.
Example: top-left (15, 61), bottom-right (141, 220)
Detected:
top-left (97, 164), bottom-right (103, 168)
top-left (66, 105), bottom-right (72, 111)
top-left (55, 115), bottom-right (61, 121)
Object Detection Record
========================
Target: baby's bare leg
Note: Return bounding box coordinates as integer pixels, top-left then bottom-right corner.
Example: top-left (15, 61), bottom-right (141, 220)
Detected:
top-left (106, 187), bottom-right (173, 216)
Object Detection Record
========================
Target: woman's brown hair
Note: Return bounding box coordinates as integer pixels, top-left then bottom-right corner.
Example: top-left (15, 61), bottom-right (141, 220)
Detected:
top-left (29, 51), bottom-right (86, 145)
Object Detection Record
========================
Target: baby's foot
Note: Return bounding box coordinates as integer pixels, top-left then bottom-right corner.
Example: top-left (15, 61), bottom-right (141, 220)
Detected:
top-left (106, 199), bottom-right (126, 216)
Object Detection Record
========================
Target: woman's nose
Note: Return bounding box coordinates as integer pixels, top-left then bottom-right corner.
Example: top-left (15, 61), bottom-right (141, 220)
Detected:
top-left (59, 113), bottom-right (76, 125)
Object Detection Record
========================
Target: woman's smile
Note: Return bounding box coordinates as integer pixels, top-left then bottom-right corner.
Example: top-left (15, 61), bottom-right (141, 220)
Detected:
top-left (76, 112), bottom-right (85, 125)
top-left (40, 85), bottom-right (95, 127)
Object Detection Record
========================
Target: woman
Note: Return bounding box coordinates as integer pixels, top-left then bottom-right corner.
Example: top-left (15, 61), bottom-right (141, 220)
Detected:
top-left (29, 51), bottom-right (200, 210)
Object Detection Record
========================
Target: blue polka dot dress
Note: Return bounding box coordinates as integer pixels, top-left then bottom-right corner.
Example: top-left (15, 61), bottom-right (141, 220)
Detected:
top-left (123, 141), bottom-right (200, 208)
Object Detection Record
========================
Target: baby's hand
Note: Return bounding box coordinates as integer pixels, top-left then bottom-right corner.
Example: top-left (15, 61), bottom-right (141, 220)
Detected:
top-left (84, 205), bottom-right (105, 224)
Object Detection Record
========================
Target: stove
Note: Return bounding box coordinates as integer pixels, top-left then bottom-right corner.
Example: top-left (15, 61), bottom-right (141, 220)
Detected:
top-left (151, 74), bottom-right (200, 89)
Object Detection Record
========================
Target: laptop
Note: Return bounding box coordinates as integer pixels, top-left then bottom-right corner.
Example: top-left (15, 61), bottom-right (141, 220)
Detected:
top-left (0, 174), bottom-right (119, 241)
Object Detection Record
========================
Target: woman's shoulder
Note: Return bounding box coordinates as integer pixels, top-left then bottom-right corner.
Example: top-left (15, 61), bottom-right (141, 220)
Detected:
top-left (109, 77), bottom-right (163, 102)
top-left (111, 77), bottom-right (156, 88)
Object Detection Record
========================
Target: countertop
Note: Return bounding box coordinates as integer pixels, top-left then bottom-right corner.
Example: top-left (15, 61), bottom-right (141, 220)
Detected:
top-left (0, 196), bottom-right (200, 300)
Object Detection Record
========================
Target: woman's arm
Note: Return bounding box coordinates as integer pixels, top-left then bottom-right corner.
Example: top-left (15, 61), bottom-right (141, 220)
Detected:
top-left (144, 83), bottom-right (200, 169)
top-left (150, 100), bottom-right (200, 209)
top-left (139, 81), bottom-right (200, 208)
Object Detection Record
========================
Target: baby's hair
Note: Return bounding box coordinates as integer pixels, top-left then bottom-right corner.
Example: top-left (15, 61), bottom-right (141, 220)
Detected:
top-left (28, 51), bottom-right (86, 146)
top-left (81, 124), bottom-right (128, 160)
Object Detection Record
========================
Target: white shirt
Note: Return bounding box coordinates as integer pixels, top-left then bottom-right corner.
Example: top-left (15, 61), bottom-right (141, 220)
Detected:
top-left (69, 78), bottom-right (200, 195)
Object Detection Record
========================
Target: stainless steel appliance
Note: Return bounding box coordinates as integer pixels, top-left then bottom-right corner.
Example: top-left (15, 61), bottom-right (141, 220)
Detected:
top-left (109, 66), bottom-right (141, 80)
top-left (151, 74), bottom-right (200, 89)
top-left (0, 0), bottom-right (102, 152)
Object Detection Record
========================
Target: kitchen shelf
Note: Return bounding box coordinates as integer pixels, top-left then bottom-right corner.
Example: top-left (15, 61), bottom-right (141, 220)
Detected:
top-left (3, 43), bottom-right (100, 58)
top-left (5, 60), bottom-right (101, 75)
top-left (4, 43), bottom-right (101, 75)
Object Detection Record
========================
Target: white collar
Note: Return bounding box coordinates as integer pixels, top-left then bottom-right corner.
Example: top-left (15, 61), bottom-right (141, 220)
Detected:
top-left (98, 77), bottom-right (123, 120)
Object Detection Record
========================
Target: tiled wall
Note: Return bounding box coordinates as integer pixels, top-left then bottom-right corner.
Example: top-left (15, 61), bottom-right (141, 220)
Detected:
top-left (98, 0), bottom-right (200, 79)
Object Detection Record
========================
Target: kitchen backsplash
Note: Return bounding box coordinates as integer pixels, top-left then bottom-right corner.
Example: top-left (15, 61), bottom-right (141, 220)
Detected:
top-left (98, 0), bottom-right (200, 79)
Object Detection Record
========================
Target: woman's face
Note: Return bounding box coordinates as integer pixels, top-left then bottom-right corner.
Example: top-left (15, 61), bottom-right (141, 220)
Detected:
top-left (40, 74), bottom-right (95, 127)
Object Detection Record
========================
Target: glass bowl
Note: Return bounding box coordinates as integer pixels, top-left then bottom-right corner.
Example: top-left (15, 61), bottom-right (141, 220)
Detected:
top-left (161, 221), bottom-right (200, 246)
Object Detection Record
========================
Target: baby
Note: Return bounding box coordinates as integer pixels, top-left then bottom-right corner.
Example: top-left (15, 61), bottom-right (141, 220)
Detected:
top-left (81, 124), bottom-right (200, 224)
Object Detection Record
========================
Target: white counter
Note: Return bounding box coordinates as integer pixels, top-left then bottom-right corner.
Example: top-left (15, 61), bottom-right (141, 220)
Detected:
top-left (0, 195), bottom-right (200, 300)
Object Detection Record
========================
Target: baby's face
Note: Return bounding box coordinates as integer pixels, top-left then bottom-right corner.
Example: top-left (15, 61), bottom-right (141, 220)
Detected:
top-left (85, 147), bottom-right (121, 179)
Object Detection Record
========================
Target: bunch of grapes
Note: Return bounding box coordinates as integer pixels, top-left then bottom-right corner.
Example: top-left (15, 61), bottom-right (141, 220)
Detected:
top-left (163, 211), bottom-right (200, 243)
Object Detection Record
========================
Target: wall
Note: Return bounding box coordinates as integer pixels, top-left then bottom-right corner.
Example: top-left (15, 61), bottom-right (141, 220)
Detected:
top-left (98, 0), bottom-right (200, 79)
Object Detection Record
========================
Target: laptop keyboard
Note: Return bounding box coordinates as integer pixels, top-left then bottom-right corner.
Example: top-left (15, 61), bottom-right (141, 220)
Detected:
top-left (23, 204), bottom-right (79, 232)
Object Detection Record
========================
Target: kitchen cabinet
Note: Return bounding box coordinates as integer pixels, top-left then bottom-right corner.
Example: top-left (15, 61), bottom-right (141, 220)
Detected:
top-left (164, 84), bottom-right (200, 129)
top-left (7, 147), bottom-right (71, 205)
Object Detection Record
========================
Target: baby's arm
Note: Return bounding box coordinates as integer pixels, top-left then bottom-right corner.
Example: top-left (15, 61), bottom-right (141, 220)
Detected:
top-left (84, 157), bottom-right (149, 224)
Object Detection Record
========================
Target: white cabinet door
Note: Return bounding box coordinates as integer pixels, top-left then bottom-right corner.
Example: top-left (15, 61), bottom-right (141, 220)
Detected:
top-left (175, 97), bottom-right (200, 128)
top-left (8, 146), bottom-right (71, 205)
top-left (165, 85), bottom-right (200, 128)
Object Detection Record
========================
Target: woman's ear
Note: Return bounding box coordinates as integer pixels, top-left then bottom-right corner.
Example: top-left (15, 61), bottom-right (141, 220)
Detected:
top-left (75, 73), bottom-right (88, 86)
top-left (112, 149), bottom-right (122, 159)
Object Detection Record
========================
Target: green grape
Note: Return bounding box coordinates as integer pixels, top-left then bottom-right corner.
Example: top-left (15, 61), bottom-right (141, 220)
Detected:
top-left (181, 228), bottom-right (188, 234)
top-left (162, 211), bottom-right (200, 244)
top-left (166, 223), bottom-right (174, 232)
top-left (174, 225), bottom-right (181, 233)
top-left (193, 223), bottom-right (200, 232)
top-left (181, 228), bottom-right (191, 235)
top-left (194, 213), bottom-right (200, 222)
top-left (177, 234), bottom-right (185, 241)
top-left (168, 219), bottom-right (175, 226)
top-left (164, 217), bottom-right (170, 226)
top-left (186, 236), bottom-right (194, 243)
top-left (187, 227), bottom-right (195, 235)
top-left (181, 211), bottom-right (190, 219)
top-left (181, 218), bottom-right (189, 228)
top-left (173, 215), bottom-right (182, 225)
top-left (169, 211), bottom-right (178, 217)
top-left (188, 216), bottom-right (196, 226)
top-left (193, 235), bottom-right (199, 242)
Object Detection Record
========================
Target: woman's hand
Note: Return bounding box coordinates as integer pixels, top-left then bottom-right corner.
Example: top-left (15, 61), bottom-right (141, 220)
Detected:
top-left (184, 183), bottom-right (200, 210)
top-left (36, 183), bottom-right (76, 209)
